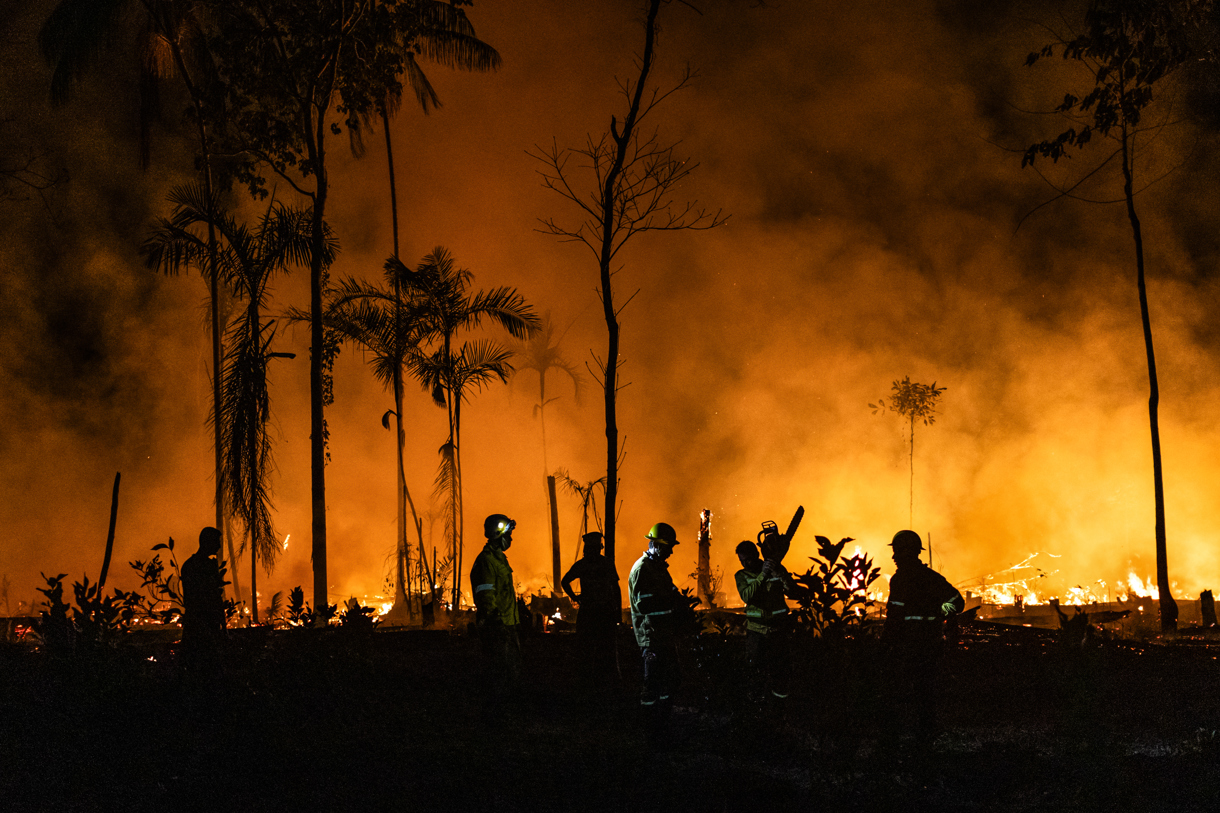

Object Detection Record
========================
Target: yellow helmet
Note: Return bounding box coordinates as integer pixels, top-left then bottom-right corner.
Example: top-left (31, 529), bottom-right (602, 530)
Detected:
top-left (645, 522), bottom-right (679, 546)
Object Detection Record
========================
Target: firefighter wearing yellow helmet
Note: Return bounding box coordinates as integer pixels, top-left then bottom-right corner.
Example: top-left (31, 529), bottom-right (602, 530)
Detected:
top-left (628, 522), bottom-right (684, 718)
top-left (471, 513), bottom-right (521, 691)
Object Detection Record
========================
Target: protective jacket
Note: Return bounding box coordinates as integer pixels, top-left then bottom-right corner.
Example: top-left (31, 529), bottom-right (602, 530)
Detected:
top-left (561, 554), bottom-right (619, 611)
top-left (471, 542), bottom-right (519, 627)
top-left (735, 563), bottom-right (795, 635)
top-left (883, 560), bottom-right (963, 643)
top-left (629, 551), bottom-right (680, 648)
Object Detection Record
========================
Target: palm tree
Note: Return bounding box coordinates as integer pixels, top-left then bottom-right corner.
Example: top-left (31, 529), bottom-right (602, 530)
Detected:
top-left (416, 340), bottom-right (517, 609)
top-left (401, 248), bottom-right (540, 607)
top-left (356, 9), bottom-right (498, 621)
top-left (143, 184), bottom-right (326, 623)
top-left (556, 470), bottom-right (607, 566)
top-left (510, 313), bottom-right (583, 590)
top-left (40, 0), bottom-right (237, 603)
top-left (345, 2), bottom-right (500, 261)
top-left (354, 9), bottom-right (499, 614)
top-left (317, 269), bottom-right (431, 620)
top-left (510, 314), bottom-right (584, 475)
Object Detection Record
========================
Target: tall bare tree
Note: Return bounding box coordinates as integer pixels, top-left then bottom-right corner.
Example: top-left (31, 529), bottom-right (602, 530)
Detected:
top-left (533, 0), bottom-right (726, 575)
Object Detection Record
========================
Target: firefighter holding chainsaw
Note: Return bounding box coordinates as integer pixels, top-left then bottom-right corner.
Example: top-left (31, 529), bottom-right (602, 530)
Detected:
top-left (735, 532), bottom-right (803, 702)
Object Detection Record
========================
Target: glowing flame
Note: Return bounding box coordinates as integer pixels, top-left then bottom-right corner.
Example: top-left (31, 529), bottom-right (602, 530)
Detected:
top-left (1121, 573), bottom-right (1159, 600)
top-left (283, 534), bottom-right (290, 551)
top-left (970, 553), bottom-right (1055, 606)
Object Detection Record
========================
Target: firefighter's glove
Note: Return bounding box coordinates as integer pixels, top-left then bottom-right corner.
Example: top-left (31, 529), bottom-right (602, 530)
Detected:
top-left (761, 559), bottom-right (776, 578)
top-left (941, 601), bottom-right (959, 617)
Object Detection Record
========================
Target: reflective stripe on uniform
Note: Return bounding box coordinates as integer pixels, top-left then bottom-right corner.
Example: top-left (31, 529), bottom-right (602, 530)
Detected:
top-left (474, 583), bottom-right (495, 594)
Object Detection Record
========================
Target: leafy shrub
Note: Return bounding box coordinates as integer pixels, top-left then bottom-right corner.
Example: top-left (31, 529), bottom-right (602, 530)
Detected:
top-left (285, 585), bottom-right (336, 628)
top-left (338, 597), bottom-right (379, 633)
top-left (36, 572), bottom-right (141, 654)
top-left (790, 535), bottom-right (881, 640)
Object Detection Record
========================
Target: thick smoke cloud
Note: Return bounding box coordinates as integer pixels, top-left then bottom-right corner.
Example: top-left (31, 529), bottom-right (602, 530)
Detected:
top-left (2, 0), bottom-right (1219, 613)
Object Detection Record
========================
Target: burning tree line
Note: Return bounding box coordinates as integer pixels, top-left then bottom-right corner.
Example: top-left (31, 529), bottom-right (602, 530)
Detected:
top-left (37, 0), bottom-right (541, 618)
top-left (28, 0), bottom-right (1216, 630)
top-left (31, 0), bottom-right (725, 619)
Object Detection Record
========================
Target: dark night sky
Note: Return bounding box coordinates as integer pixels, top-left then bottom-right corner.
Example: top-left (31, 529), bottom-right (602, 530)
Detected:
top-left (3, 0), bottom-right (1220, 611)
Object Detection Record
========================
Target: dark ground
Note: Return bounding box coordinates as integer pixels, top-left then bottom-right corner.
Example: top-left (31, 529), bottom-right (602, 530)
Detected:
top-left (3, 622), bottom-right (1220, 813)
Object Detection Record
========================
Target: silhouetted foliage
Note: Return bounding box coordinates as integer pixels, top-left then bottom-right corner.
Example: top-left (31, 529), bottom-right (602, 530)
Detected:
top-left (36, 572), bottom-right (140, 654)
top-left (791, 535), bottom-right (881, 640)
top-left (129, 537), bottom-right (237, 626)
top-left (285, 585), bottom-right (336, 628)
top-left (203, 0), bottom-right (470, 612)
top-left (871, 376), bottom-right (946, 526)
top-left (399, 247), bottom-right (539, 606)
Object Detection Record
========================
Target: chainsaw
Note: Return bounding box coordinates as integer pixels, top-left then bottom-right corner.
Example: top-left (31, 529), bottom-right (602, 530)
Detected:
top-left (757, 505), bottom-right (804, 562)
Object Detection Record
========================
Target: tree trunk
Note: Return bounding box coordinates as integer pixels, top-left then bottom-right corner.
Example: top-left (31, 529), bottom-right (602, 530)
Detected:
top-left (98, 472), bottom-right (120, 590)
top-left (394, 372), bottom-right (410, 616)
top-left (169, 42), bottom-right (238, 609)
top-left (548, 475), bottom-right (561, 595)
top-left (249, 524), bottom-right (258, 625)
top-left (1202, 590), bottom-right (1217, 627)
top-left (382, 108), bottom-right (400, 259)
top-left (696, 508), bottom-right (712, 607)
top-left (249, 296), bottom-right (261, 625)
top-left (383, 107), bottom-right (425, 619)
top-left (310, 162), bottom-right (329, 620)
top-left (1121, 122), bottom-right (1177, 633)
top-left (597, 0), bottom-right (662, 585)
top-left (454, 397), bottom-right (465, 610)
top-left (909, 413), bottom-right (915, 528)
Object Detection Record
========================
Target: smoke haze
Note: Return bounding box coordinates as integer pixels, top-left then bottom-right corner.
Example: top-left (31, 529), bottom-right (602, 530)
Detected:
top-left (3, 0), bottom-right (1220, 613)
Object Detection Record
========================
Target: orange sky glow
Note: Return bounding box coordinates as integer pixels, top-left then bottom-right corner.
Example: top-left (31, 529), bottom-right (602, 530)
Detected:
top-left (3, 0), bottom-right (1220, 615)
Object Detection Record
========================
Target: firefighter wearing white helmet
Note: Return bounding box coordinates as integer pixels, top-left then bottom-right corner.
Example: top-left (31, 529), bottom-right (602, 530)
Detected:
top-left (471, 513), bottom-right (521, 691)
top-left (628, 522), bottom-right (684, 715)
top-left (882, 529), bottom-right (964, 743)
